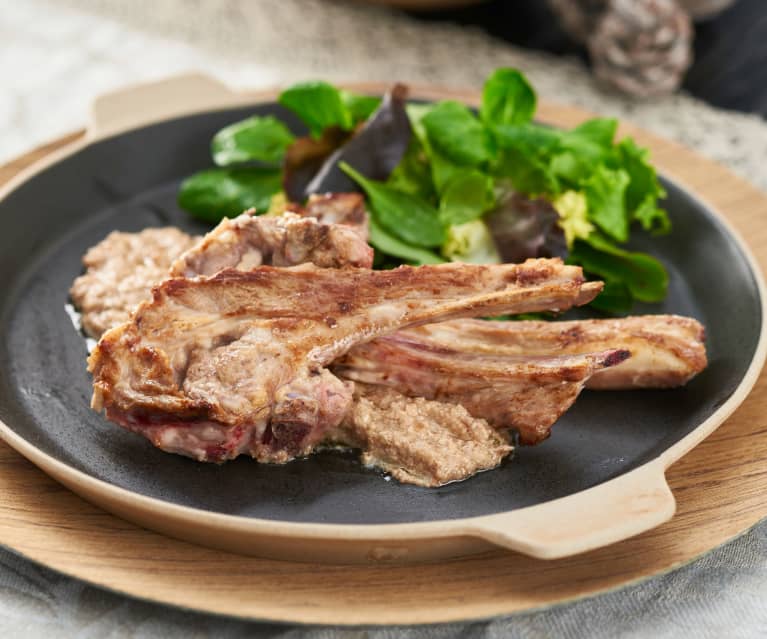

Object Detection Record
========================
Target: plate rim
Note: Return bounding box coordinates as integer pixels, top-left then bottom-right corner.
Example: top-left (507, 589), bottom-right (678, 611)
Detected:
top-left (0, 80), bottom-right (765, 563)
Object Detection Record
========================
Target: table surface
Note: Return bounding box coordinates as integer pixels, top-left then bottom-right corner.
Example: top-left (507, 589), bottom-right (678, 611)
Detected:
top-left (0, 0), bottom-right (765, 636)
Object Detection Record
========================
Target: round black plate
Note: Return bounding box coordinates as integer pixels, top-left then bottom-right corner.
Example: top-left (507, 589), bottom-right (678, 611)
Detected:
top-left (0, 105), bottom-right (761, 525)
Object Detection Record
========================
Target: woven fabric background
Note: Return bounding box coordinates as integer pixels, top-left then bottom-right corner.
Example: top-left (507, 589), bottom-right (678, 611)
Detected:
top-left (0, 0), bottom-right (765, 636)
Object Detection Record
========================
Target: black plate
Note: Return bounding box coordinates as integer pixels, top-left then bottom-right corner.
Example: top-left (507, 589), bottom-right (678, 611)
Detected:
top-left (0, 104), bottom-right (761, 525)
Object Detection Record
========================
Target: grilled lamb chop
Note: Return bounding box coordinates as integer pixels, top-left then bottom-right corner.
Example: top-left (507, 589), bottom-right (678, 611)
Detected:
top-left (335, 335), bottom-right (629, 445)
top-left (333, 385), bottom-right (513, 487)
top-left (334, 315), bottom-right (705, 443)
top-left (383, 316), bottom-right (706, 390)
top-left (297, 192), bottom-right (369, 238)
top-left (169, 209), bottom-right (372, 278)
top-left (72, 197), bottom-right (372, 339)
top-left (89, 259), bottom-right (601, 463)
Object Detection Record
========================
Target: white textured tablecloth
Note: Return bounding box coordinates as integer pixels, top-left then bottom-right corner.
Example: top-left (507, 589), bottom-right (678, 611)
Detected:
top-left (1, 1), bottom-right (766, 636)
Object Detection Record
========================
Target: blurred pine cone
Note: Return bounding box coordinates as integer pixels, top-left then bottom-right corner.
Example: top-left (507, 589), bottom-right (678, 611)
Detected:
top-left (589, 0), bottom-right (693, 97)
top-left (676, 0), bottom-right (735, 19)
top-left (546, 0), bottom-right (609, 43)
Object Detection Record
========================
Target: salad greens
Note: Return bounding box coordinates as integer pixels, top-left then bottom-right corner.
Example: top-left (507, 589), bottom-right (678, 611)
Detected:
top-left (340, 162), bottom-right (445, 248)
top-left (178, 167), bottom-right (282, 222)
top-left (211, 115), bottom-right (295, 166)
top-left (178, 67), bottom-right (672, 314)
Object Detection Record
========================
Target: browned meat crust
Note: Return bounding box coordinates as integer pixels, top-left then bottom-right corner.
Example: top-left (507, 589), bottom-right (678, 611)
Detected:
top-left (395, 315), bottom-right (707, 389)
top-left (89, 259), bottom-right (599, 463)
top-left (71, 197), bottom-right (372, 340)
top-left (333, 385), bottom-right (513, 487)
top-left (334, 335), bottom-right (629, 445)
top-left (69, 227), bottom-right (199, 338)
top-left (298, 193), bottom-right (369, 239)
top-left (169, 209), bottom-right (372, 278)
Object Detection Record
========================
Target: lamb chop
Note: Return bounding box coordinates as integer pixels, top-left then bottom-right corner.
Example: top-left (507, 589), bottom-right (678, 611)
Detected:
top-left (335, 335), bottom-right (629, 445)
top-left (72, 196), bottom-right (372, 339)
top-left (295, 192), bottom-right (369, 238)
top-left (169, 209), bottom-right (372, 278)
top-left (379, 316), bottom-right (706, 390)
top-left (88, 259), bottom-right (603, 463)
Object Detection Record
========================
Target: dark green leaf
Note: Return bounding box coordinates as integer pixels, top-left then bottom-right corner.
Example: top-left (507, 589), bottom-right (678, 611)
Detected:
top-left (588, 280), bottom-right (633, 314)
top-left (481, 68), bottom-right (536, 128)
top-left (404, 103), bottom-right (464, 193)
top-left (439, 170), bottom-right (495, 226)
top-left (613, 137), bottom-right (666, 212)
top-left (341, 90), bottom-right (381, 122)
top-left (565, 118), bottom-right (618, 150)
top-left (612, 137), bottom-right (671, 234)
top-left (211, 115), bottom-right (295, 167)
top-left (495, 147), bottom-right (560, 195)
top-left (368, 216), bottom-right (445, 264)
top-left (570, 233), bottom-right (668, 302)
top-left (405, 103), bottom-right (433, 144)
top-left (177, 167), bottom-right (282, 223)
top-left (491, 123), bottom-right (562, 194)
top-left (429, 146), bottom-right (465, 193)
top-left (492, 122), bottom-right (562, 153)
top-left (550, 118), bottom-right (618, 182)
top-left (386, 138), bottom-right (436, 202)
top-left (549, 151), bottom-right (591, 185)
top-left (340, 162), bottom-right (446, 248)
top-left (422, 100), bottom-right (494, 167)
top-left (634, 194), bottom-right (671, 234)
top-left (278, 81), bottom-right (353, 138)
top-left (584, 166), bottom-right (630, 242)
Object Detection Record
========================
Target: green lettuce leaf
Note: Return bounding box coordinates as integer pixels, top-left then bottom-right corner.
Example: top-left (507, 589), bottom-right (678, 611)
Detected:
top-left (613, 137), bottom-right (671, 234)
top-left (278, 81), bottom-right (353, 138)
top-left (570, 233), bottom-right (668, 303)
top-left (439, 170), bottom-right (495, 226)
top-left (368, 216), bottom-right (445, 265)
top-left (211, 115), bottom-right (295, 167)
top-left (634, 194), bottom-right (672, 234)
top-left (341, 162), bottom-right (445, 248)
top-left (584, 165), bottom-right (631, 242)
top-left (495, 147), bottom-right (559, 195)
top-left (481, 68), bottom-right (536, 128)
top-left (385, 137), bottom-right (436, 202)
top-left (421, 100), bottom-right (494, 167)
top-left (178, 167), bottom-right (282, 222)
top-left (340, 90), bottom-right (381, 122)
top-left (588, 280), bottom-right (633, 314)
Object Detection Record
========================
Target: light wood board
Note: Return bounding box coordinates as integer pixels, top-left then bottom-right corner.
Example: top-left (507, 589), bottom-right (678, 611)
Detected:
top-left (0, 90), bottom-right (765, 625)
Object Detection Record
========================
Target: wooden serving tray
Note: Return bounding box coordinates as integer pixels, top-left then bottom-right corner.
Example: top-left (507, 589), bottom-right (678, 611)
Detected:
top-left (0, 83), bottom-right (765, 625)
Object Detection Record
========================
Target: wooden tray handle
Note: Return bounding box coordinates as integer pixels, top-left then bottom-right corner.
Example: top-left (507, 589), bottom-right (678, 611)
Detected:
top-left (87, 73), bottom-right (244, 140)
top-left (464, 460), bottom-right (675, 559)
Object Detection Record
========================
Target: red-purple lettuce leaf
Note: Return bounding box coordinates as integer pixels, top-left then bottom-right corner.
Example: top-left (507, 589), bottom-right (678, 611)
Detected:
top-left (303, 84), bottom-right (412, 199)
top-left (282, 127), bottom-right (352, 202)
top-left (486, 191), bottom-right (567, 264)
